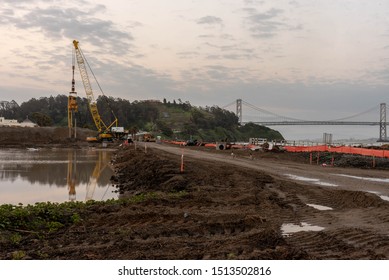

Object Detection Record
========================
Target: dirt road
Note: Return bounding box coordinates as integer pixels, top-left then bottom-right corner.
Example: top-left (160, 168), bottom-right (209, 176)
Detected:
top-left (149, 142), bottom-right (389, 197)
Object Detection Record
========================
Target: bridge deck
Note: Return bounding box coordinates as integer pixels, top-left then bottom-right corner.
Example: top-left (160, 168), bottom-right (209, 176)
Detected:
top-left (242, 121), bottom-right (381, 126)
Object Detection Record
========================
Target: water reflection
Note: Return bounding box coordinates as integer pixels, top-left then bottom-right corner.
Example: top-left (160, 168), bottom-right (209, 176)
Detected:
top-left (0, 148), bottom-right (117, 205)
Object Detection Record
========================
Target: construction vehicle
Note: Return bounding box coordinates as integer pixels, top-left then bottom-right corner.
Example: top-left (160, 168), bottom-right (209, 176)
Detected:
top-left (72, 40), bottom-right (121, 142)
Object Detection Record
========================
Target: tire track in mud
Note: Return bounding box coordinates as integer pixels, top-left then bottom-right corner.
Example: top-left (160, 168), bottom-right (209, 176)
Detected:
top-left (272, 180), bottom-right (389, 259)
top-left (284, 228), bottom-right (389, 259)
top-left (176, 145), bottom-right (389, 259)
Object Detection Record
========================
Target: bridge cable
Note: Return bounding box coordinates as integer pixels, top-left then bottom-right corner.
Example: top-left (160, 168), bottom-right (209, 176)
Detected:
top-left (327, 105), bottom-right (379, 121)
top-left (221, 101), bottom-right (236, 109)
top-left (242, 100), bottom-right (380, 122)
top-left (242, 100), bottom-right (307, 122)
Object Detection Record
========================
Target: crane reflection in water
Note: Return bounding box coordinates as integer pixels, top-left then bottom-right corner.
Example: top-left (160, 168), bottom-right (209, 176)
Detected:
top-left (67, 149), bottom-right (113, 202)
top-left (0, 148), bottom-right (117, 205)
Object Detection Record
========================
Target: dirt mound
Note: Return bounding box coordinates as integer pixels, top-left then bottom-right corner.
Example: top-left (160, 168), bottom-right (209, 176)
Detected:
top-left (112, 147), bottom-right (189, 194)
top-left (0, 126), bottom-right (96, 147)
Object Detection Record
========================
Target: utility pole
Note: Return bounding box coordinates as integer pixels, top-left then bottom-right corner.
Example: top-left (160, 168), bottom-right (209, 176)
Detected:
top-left (379, 103), bottom-right (387, 142)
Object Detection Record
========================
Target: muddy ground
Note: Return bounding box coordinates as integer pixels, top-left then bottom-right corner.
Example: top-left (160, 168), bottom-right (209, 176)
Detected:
top-left (1, 138), bottom-right (389, 259)
top-left (0, 126), bottom-right (97, 148)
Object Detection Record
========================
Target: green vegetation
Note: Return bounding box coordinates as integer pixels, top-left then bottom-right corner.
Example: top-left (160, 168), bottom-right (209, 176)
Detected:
top-left (1, 96), bottom-right (284, 141)
top-left (0, 202), bottom-right (86, 233)
top-left (0, 193), bottom-right (179, 235)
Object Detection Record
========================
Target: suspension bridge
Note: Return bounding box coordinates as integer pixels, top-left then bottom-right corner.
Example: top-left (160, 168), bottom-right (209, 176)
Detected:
top-left (222, 99), bottom-right (388, 141)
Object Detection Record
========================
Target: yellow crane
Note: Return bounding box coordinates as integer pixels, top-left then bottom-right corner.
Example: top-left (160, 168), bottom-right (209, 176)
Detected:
top-left (85, 150), bottom-right (110, 201)
top-left (68, 47), bottom-right (78, 139)
top-left (66, 150), bottom-right (111, 201)
top-left (67, 150), bottom-right (77, 201)
top-left (72, 40), bottom-right (118, 142)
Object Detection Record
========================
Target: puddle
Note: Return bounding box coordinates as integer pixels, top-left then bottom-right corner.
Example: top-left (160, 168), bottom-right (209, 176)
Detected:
top-left (316, 182), bottom-right (338, 187)
top-left (366, 191), bottom-right (389, 202)
top-left (284, 174), bottom-right (338, 187)
top-left (281, 222), bottom-right (325, 236)
top-left (306, 204), bottom-right (333, 211)
top-left (335, 174), bottom-right (389, 183)
top-left (367, 191), bottom-right (380, 194)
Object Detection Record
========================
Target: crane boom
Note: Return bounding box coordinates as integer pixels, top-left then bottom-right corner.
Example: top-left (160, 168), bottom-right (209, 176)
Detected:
top-left (73, 40), bottom-right (108, 134)
top-left (73, 40), bottom-right (118, 140)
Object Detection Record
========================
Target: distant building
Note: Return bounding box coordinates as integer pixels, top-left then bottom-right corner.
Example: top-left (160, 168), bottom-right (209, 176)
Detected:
top-left (0, 116), bottom-right (37, 127)
top-left (0, 117), bottom-right (19, 126)
top-left (20, 117), bottom-right (37, 127)
top-left (249, 138), bottom-right (267, 145)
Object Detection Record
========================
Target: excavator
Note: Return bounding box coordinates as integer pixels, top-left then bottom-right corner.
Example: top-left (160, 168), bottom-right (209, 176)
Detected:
top-left (72, 40), bottom-right (121, 142)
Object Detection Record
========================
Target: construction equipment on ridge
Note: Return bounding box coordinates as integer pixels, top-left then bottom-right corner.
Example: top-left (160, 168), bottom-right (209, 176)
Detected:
top-left (68, 46), bottom-right (78, 139)
top-left (72, 40), bottom-right (120, 142)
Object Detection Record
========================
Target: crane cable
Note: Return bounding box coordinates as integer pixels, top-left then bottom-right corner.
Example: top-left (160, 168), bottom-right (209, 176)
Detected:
top-left (78, 47), bottom-right (118, 125)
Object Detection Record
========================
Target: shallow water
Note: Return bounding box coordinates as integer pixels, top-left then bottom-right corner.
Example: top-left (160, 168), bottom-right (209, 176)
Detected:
top-left (284, 174), bottom-right (338, 187)
top-left (306, 203), bottom-right (333, 211)
top-left (281, 222), bottom-right (325, 236)
top-left (0, 148), bottom-right (118, 205)
top-left (379, 195), bottom-right (389, 201)
top-left (335, 174), bottom-right (389, 183)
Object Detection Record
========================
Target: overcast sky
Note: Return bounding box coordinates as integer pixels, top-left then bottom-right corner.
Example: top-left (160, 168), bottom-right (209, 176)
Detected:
top-left (1, 0), bottom-right (389, 139)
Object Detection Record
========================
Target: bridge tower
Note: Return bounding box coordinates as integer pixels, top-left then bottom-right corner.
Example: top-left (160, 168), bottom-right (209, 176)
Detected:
top-left (379, 103), bottom-right (387, 142)
top-left (236, 99), bottom-right (242, 124)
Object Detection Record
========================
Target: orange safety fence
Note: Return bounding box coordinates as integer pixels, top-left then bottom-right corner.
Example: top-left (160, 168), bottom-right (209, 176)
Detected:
top-left (284, 145), bottom-right (389, 158)
top-left (162, 140), bottom-right (187, 145)
top-left (204, 143), bottom-right (216, 148)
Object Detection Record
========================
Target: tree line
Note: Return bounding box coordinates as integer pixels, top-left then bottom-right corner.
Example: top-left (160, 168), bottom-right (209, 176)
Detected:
top-left (0, 95), bottom-right (251, 140)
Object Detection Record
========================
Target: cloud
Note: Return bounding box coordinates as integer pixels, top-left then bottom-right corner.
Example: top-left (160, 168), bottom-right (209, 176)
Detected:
top-left (202, 42), bottom-right (258, 61)
top-left (244, 8), bottom-right (285, 38)
top-left (0, 8), bottom-right (15, 24)
top-left (244, 0), bottom-right (265, 5)
top-left (1, 3), bottom-right (133, 55)
top-left (196, 16), bottom-right (223, 26)
top-left (176, 51), bottom-right (201, 59)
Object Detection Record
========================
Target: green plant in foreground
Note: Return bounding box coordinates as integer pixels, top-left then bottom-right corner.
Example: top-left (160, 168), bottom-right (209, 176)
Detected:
top-left (129, 192), bottom-right (158, 203)
top-left (10, 233), bottom-right (22, 244)
top-left (46, 221), bottom-right (64, 233)
top-left (11, 250), bottom-right (26, 260)
top-left (168, 190), bottom-right (189, 199)
top-left (0, 192), bottom-right (189, 235)
top-left (0, 202), bottom-right (86, 233)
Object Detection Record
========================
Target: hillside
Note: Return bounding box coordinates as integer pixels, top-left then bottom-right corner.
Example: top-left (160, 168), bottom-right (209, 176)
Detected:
top-left (0, 96), bottom-right (284, 142)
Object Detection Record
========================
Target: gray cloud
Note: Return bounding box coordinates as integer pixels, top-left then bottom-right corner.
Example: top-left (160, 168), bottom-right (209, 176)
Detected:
top-left (0, 8), bottom-right (15, 24)
top-left (177, 51), bottom-right (201, 59)
top-left (244, 0), bottom-right (265, 5)
top-left (2, 3), bottom-right (133, 55)
top-left (202, 42), bottom-right (258, 61)
top-left (245, 8), bottom-right (285, 38)
top-left (196, 16), bottom-right (223, 26)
